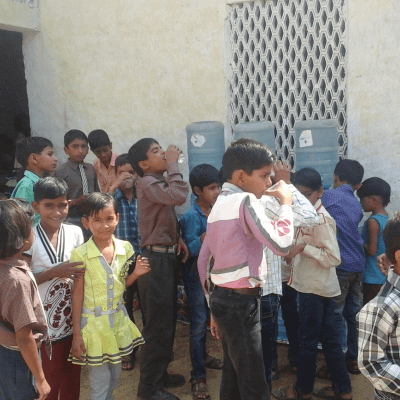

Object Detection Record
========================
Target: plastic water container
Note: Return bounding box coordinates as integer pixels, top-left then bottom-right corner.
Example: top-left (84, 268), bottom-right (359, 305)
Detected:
top-left (232, 121), bottom-right (276, 153)
top-left (294, 120), bottom-right (339, 188)
top-left (186, 121), bottom-right (225, 172)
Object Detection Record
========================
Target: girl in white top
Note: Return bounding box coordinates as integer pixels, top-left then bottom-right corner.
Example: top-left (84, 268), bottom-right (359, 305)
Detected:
top-left (273, 168), bottom-right (352, 400)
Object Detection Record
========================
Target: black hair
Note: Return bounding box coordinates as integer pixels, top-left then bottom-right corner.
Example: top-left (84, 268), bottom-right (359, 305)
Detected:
top-left (33, 177), bottom-right (68, 203)
top-left (0, 200), bottom-right (33, 258)
top-left (383, 212), bottom-right (400, 264)
top-left (87, 129), bottom-right (111, 150)
top-left (12, 198), bottom-right (36, 225)
top-left (14, 113), bottom-right (31, 138)
top-left (356, 177), bottom-right (391, 207)
top-left (80, 192), bottom-right (118, 218)
top-left (128, 138), bottom-right (159, 177)
top-left (334, 159), bottom-right (364, 186)
top-left (64, 129), bottom-right (88, 147)
top-left (189, 164), bottom-right (220, 195)
top-left (218, 167), bottom-right (226, 186)
top-left (294, 168), bottom-right (322, 191)
top-left (16, 136), bottom-right (54, 168)
top-left (222, 138), bottom-right (276, 181)
top-left (114, 153), bottom-right (131, 173)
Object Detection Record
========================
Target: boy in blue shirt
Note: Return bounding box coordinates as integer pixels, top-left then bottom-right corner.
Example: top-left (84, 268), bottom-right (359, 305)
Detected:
top-left (179, 164), bottom-right (223, 400)
top-left (321, 159), bottom-right (365, 376)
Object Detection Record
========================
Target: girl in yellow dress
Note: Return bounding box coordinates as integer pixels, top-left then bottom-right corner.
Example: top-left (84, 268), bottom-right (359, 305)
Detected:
top-left (69, 192), bottom-right (149, 400)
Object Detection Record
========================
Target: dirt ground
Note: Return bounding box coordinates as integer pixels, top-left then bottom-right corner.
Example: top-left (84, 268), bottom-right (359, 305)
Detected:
top-left (79, 310), bottom-right (375, 399)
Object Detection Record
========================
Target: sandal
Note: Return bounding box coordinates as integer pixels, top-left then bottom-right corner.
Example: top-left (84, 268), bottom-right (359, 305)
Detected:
top-left (345, 360), bottom-right (361, 375)
top-left (273, 385), bottom-right (312, 399)
top-left (313, 386), bottom-right (352, 400)
top-left (121, 354), bottom-right (134, 371)
top-left (204, 355), bottom-right (223, 370)
top-left (316, 364), bottom-right (331, 380)
top-left (191, 379), bottom-right (211, 400)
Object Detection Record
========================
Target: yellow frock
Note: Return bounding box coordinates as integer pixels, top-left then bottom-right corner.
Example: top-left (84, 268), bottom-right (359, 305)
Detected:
top-left (68, 237), bottom-right (144, 366)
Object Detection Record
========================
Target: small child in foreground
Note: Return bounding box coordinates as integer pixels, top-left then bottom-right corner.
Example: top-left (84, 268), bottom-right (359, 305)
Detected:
top-left (358, 212), bottom-right (400, 400)
top-left (357, 177), bottom-right (391, 305)
top-left (0, 199), bottom-right (50, 400)
top-left (69, 193), bottom-right (149, 400)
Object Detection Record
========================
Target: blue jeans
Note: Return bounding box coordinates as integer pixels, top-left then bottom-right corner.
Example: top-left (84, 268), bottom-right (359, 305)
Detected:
top-left (211, 286), bottom-right (270, 400)
top-left (296, 293), bottom-right (351, 395)
top-left (261, 294), bottom-right (280, 388)
top-left (332, 269), bottom-right (363, 361)
top-left (181, 258), bottom-right (208, 380)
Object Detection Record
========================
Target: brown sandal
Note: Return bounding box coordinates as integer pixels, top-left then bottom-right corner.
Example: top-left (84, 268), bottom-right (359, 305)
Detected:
top-left (191, 379), bottom-right (211, 400)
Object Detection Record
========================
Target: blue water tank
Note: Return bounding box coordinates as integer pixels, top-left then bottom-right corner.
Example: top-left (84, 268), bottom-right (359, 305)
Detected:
top-left (186, 121), bottom-right (225, 172)
top-left (232, 121), bottom-right (276, 153)
top-left (294, 119), bottom-right (339, 188)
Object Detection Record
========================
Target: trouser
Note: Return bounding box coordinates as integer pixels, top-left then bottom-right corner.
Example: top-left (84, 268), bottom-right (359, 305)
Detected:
top-left (211, 286), bottom-right (270, 400)
top-left (295, 293), bottom-right (351, 395)
top-left (0, 344), bottom-right (38, 400)
top-left (137, 249), bottom-right (178, 398)
top-left (260, 294), bottom-right (280, 388)
top-left (41, 336), bottom-right (81, 400)
top-left (88, 362), bottom-right (121, 400)
top-left (332, 269), bottom-right (363, 360)
top-left (181, 257), bottom-right (208, 380)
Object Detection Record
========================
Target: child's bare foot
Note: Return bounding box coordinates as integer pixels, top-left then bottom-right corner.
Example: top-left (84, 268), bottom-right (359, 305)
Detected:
top-left (313, 386), bottom-right (352, 399)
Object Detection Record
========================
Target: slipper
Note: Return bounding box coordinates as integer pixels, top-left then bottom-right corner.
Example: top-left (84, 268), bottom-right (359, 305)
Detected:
top-left (316, 364), bottom-right (331, 380)
top-left (273, 385), bottom-right (312, 399)
top-left (121, 355), bottom-right (134, 371)
top-left (204, 355), bottom-right (223, 370)
top-left (191, 378), bottom-right (211, 400)
top-left (313, 386), bottom-right (352, 400)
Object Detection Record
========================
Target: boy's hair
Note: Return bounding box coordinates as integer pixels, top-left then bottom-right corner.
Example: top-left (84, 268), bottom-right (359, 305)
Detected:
top-left (383, 212), bottom-right (400, 264)
top-left (356, 177), bottom-right (391, 207)
top-left (64, 129), bottom-right (88, 147)
top-left (87, 129), bottom-right (111, 150)
top-left (294, 168), bottom-right (322, 191)
top-left (16, 136), bottom-right (53, 168)
top-left (80, 192), bottom-right (118, 218)
top-left (0, 200), bottom-right (33, 258)
top-left (115, 153), bottom-right (131, 173)
top-left (222, 138), bottom-right (276, 181)
top-left (33, 177), bottom-right (68, 203)
top-left (128, 138), bottom-right (158, 177)
top-left (189, 164), bottom-right (220, 194)
top-left (334, 159), bottom-right (364, 186)
top-left (12, 198), bottom-right (35, 225)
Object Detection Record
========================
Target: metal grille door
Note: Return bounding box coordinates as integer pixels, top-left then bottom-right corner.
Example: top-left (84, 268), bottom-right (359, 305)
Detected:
top-left (228, 0), bottom-right (347, 166)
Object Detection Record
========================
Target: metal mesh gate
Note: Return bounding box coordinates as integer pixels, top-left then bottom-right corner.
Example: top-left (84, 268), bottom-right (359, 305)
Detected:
top-left (228, 0), bottom-right (347, 166)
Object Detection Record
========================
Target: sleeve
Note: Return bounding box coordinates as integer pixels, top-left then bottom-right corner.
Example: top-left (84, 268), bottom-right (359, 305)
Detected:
top-left (70, 248), bottom-right (85, 268)
top-left (143, 163), bottom-right (189, 206)
top-left (198, 234), bottom-right (212, 293)
top-left (357, 304), bottom-right (400, 394)
top-left (124, 241), bottom-right (134, 259)
top-left (290, 184), bottom-right (319, 227)
top-left (301, 218), bottom-right (341, 268)
top-left (241, 194), bottom-right (294, 256)
top-left (179, 213), bottom-right (202, 257)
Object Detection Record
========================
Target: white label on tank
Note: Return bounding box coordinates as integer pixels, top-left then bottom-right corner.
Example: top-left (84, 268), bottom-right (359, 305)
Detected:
top-left (299, 130), bottom-right (313, 148)
top-left (191, 133), bottom-right (206, 148)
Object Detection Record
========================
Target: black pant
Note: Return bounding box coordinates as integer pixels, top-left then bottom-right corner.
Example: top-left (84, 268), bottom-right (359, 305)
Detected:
top-left (211, 286), bottom-right (270, 400)
top-left (137, 248), bottom-right (178, 398)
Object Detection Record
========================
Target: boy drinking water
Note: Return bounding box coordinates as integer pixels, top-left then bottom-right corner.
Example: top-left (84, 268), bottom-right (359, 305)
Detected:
top-left (358, 212), bottom-right (400, 400)
top-left (129, 138), bottom-right (189, 400)
top-left (198, 139), bottom-right (294, 400)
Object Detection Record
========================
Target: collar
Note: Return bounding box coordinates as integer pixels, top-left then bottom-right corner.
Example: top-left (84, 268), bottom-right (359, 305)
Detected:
top-left (143, 171), bottom-right (165, 181)
top-left (221, 182), bottom-right (244, 194)
top-left (67, 158), bottom-right (85, 171)
top-left (86, 236), bottom-right (126, 259)
top-left (0, 258), bottom-right (30, 272)
top-left (315, 199), bottom-right (323, 211)
top-left (388, 268), bottom-right (400, 290)
top-left (24, 170), bottom-right (40, 183)
top-left (335, 184), bottom-right (354, 194)
top-left (114, 189), bottom-right (136, 201)
top-left (193, 199), bottom-right (206, 217)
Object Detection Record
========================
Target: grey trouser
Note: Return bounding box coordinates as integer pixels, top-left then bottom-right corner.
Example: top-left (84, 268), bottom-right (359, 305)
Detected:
top-left (88, 362), bottom-right (122, 400)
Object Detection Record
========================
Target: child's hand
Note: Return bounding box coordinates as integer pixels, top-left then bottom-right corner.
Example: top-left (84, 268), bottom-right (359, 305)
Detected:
top-left (265, 180), bottom-right (292, 206)
top-left (284, 243), bottom-right (306, 265)
top-left (177, 237), bottom-right (189, 263)
top-left (165, 145), bottom-right (182, 163)
top-left (377, 253), bottom-right (390, 276)
top-left (54, 261), bottom-right (85, 280)
top-left (134, 256), bottom-right (151, 277)
top-left (273, 161), bottom-right (291, 184)
top-left (35, 376), bottom-right (50, 400)
top-left (71, 335), bottom-right (86, 362)
top-left (210, 315), bottom-right (221, 340)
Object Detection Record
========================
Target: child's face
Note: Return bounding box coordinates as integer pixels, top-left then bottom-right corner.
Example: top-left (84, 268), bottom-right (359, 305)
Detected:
top-left (64, 139), bottom-right (89, 163)
top-left (140, 142), bottom-right (167, 174)
top-left (33, 146), bottom-right (58, 173)
top-left (32, 196), bottom-right (69, 231)
top-left (82, 204), bottom-right (119, 241)
top-left (92, 144), bottom-right (112, 166)
top-left (360, 196), bottom-right (375, 212)
top-left (197, 183), bottom-right (221, 206)
top-left (116, 163), bottom-right (139, 186)
top-left (240, 164), bottom-right (273, 199)
top-left (296, 184), bottom-right (323, 206)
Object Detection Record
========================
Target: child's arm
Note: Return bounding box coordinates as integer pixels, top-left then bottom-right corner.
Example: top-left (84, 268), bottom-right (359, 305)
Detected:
top-left (126, 255), bottom-right (150, 287)
top-left (364, 218), bottom-right (380, 256)
top-left (71, 274), bottom-right (86, 361)
top-left (15, 325), bottom-right (51, 400)
top-left (34, 261), bottom-right (85, 285)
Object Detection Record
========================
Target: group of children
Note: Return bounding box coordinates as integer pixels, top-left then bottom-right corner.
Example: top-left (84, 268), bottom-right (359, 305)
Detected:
top-left (0, 129), bottom-right (399, 400)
